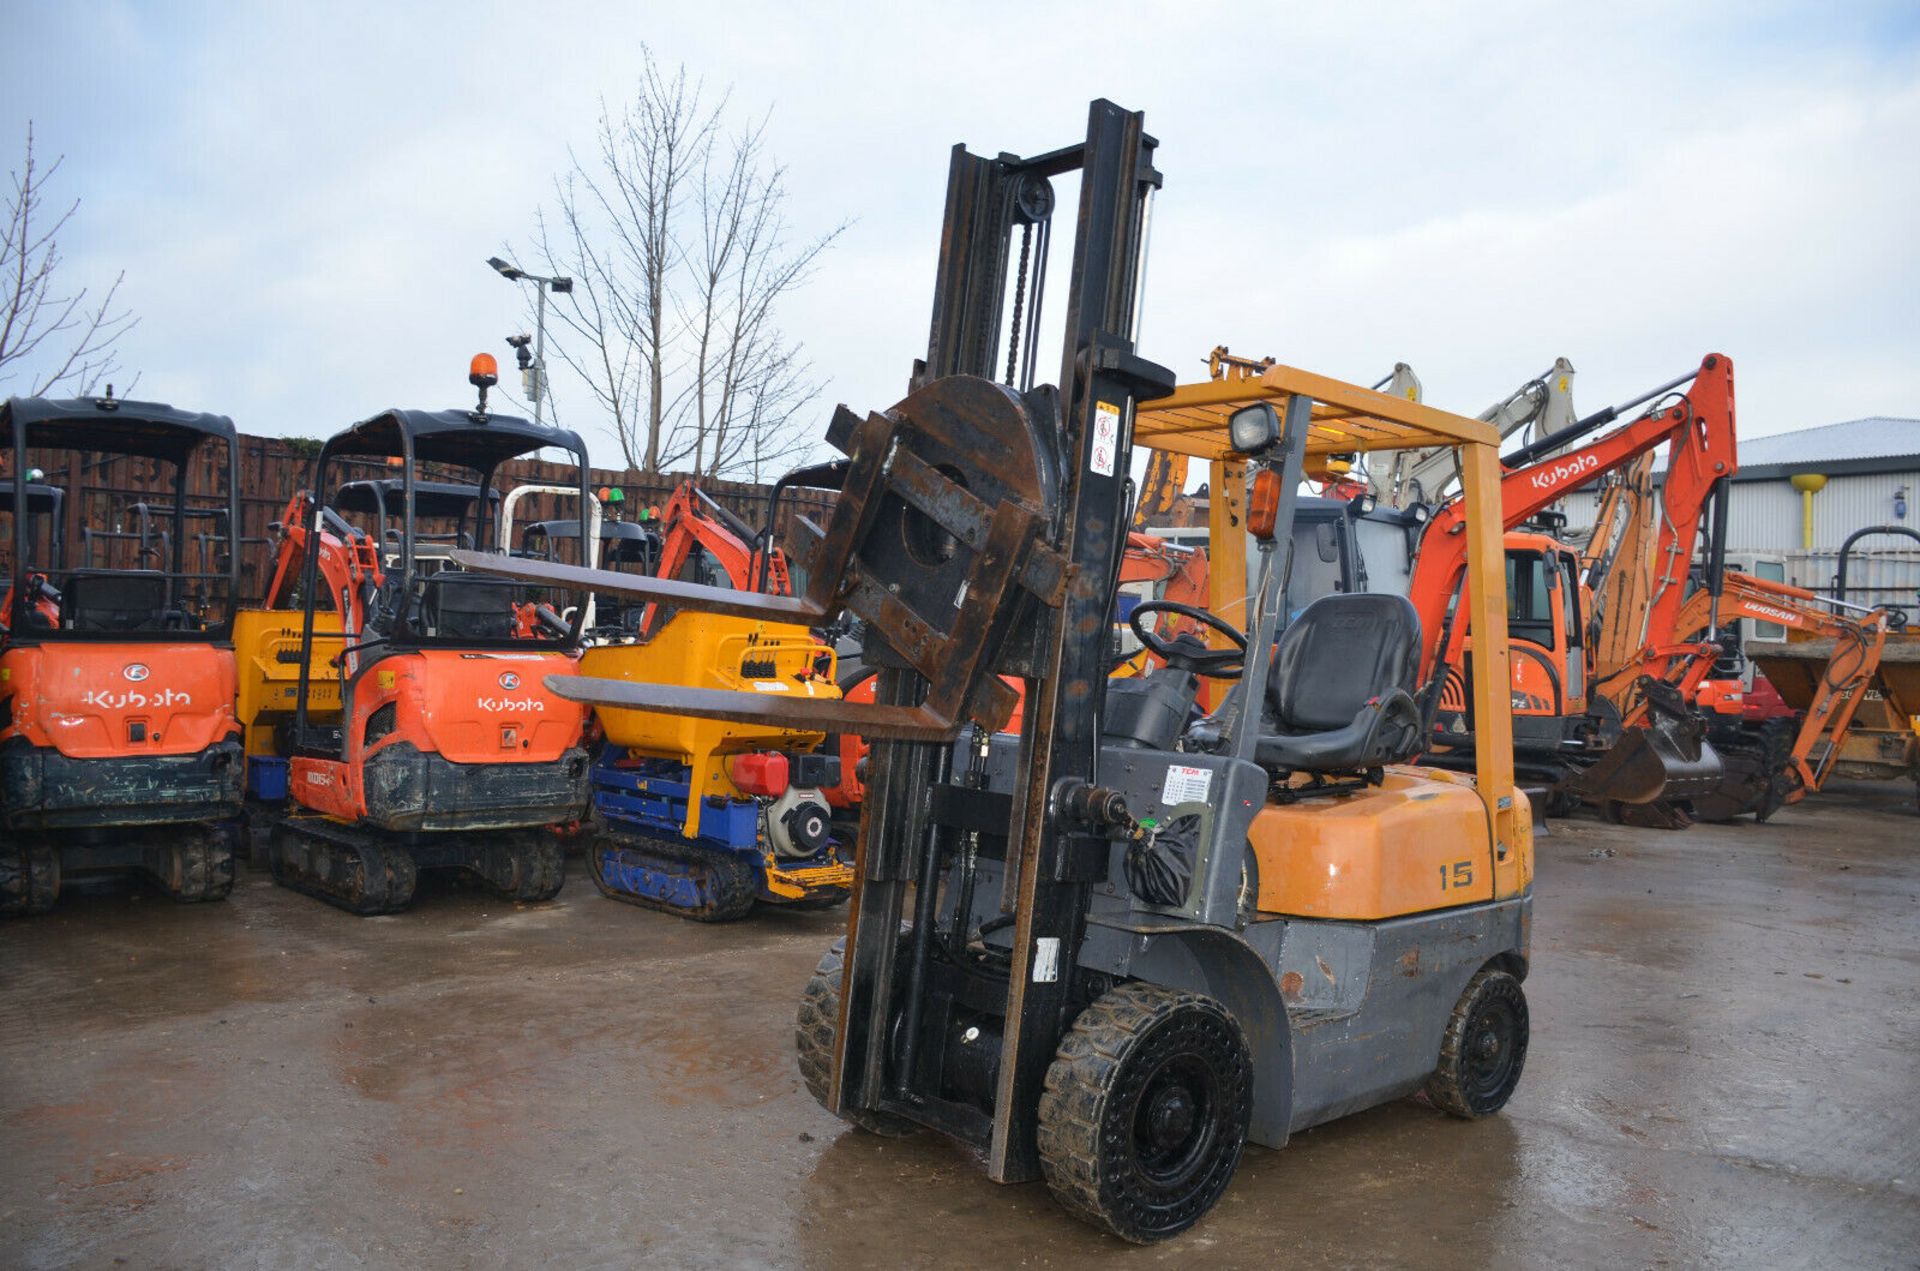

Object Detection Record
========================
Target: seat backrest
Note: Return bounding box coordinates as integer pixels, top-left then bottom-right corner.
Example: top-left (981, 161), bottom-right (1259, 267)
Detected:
top-left (61, 569), bottom-right (169, 633)
top-left (1267, 593), bottom-right (1422, 730)
top-left (421, 573), bottom-right (520, 639)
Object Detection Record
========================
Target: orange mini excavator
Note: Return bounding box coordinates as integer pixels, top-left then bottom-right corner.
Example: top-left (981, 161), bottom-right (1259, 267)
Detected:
top-left (1408, 355), bottom-right (1739, 819)
top-left (1, 393), bottom-right (245, 913)
top-left (259, 359), bottom-right (593, 914)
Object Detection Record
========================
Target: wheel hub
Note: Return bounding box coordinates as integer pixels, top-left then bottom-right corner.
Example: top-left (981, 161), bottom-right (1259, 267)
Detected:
top-left (1145, 1085), bottom-right (1196, 1149)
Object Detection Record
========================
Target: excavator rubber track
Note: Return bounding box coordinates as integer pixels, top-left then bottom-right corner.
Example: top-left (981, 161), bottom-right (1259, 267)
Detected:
top-left (267, 818), bottom-right (564, 916)
top-left (142, 825), bottom-right (239, 903)
top-left (0, 841), bottom-right (61, 916)
top-left (583, 827), bottom-right (757, 922)
top-left (1, 824), bottom-right (235, 915)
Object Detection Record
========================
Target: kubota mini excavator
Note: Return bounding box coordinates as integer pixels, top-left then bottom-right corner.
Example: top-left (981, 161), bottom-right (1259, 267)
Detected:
top-left (1407, 355), bottom-right (1739, 820)
top-left (256, 358), bottom-right (592, 914)
top-left (1, 393), bottom-right (245, 913)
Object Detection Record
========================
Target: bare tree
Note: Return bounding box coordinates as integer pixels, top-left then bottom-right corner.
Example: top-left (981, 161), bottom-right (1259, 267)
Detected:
top-left (1, 123), bottom-right (136, 397)
top-left (525, 50), bottom-right (844, 480)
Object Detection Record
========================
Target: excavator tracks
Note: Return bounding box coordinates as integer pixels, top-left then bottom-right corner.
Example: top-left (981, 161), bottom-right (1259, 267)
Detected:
top-left (267, 819), bottom-right (565, 916)
top-left (0, 841), bottom-right (60, 916)
top-left (1, 825), bottom-right (235, 915)
top-left (144, 825), bottom-right (239, 903)
top-left (583, 828), bottom-right (758, 922)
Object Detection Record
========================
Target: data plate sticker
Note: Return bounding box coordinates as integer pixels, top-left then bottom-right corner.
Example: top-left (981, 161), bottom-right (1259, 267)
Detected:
top-left (1090, 400), bottom-right (1121, 477)
top-left (1032, 937), bottom-right (1061, 983)
top-left (1160, 764), bottom-right (1213, 805)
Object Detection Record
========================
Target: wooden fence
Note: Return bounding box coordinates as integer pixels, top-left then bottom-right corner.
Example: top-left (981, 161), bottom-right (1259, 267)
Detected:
top-left (4, 433), bottom-right (835, 602)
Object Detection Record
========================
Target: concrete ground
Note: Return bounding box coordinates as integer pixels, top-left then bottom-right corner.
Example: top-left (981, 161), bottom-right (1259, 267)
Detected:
top-left (3, 783), bottom-right (1917, 1270)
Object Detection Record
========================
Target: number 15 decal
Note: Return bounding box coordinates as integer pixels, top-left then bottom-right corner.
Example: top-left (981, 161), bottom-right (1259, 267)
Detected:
top-left (1439, 861), bottom-right (1474, 890)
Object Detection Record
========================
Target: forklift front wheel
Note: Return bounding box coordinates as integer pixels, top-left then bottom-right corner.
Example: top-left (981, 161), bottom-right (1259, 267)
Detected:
top-left (1037, 982), bottom-right (1252, 1243)
top-left (795, 935), bottom-right (919, 1138)
top-left (1426, 967), bottom-right (1530, 1118)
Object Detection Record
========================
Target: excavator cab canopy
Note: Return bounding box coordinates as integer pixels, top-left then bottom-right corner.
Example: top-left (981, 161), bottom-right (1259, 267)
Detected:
top-left (299, 407), bottom-right (592, 651)
top-left (3, 395), bottom-right (242, 642)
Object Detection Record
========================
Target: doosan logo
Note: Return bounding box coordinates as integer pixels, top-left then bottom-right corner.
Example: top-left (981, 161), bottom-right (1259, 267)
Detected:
top-left (498, 672), bottom-right (522, 690)
top-left (123, 663), bottom-right (151, 682)
top-left (1526, 454), bottom-right (1598, 492)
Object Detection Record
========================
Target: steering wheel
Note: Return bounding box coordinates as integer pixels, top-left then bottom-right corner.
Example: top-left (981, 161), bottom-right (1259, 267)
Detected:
top-left (1128, 600), bottom-right (1247, 679)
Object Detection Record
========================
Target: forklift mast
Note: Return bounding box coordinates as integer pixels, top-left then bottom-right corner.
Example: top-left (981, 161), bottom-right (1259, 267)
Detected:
top-left (853, 100), bottom-right (1175, 1180)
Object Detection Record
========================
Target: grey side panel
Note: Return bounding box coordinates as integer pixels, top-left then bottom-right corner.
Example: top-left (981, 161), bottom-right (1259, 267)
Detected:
top-left (1282, 897), bottom-right (1531, 1133)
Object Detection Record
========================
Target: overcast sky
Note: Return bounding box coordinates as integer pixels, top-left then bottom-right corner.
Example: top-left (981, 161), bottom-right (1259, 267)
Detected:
top-left (5, 1), bottom-right (1916, 474)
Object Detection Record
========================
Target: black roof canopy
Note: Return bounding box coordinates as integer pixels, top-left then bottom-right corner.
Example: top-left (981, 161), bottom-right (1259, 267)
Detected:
top-left (321, 408), bottom-right (587, 471)
top-left (4, 395), bottom-right (237, 461)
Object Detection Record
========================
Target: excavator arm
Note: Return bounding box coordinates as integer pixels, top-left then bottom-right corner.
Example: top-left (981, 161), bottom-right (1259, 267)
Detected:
top-left (262, 492), bottom-right (383, 622)
top-left (639, 481), bottom-right (793, 629)
top-left (1619, 571), bottom-right (1891, 797)
top-left (1410, 354), bottom-right (1737, 681)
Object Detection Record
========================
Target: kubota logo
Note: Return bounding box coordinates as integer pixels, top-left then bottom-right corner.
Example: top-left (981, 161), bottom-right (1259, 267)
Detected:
top-left (498, 672), bottom-right (521, 690)
top-left (479, 697), bottom-right (545, 713)
top-left (1526, 453), bottom-right (1599, 493)
top-left (123, 663), bottom-right (150, 682)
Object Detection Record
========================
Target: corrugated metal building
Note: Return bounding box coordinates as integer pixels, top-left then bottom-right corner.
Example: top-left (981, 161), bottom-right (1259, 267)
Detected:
top-left (1562, 416), bottom-right (1920, 606)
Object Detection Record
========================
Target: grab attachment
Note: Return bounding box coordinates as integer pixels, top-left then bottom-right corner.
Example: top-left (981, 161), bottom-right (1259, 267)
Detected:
top-left (452, 374), bottom-right (1073, 742)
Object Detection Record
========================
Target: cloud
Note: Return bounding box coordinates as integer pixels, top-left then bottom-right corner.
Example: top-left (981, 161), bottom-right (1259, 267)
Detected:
top-left (4, 0), bottom-right (1915, 472)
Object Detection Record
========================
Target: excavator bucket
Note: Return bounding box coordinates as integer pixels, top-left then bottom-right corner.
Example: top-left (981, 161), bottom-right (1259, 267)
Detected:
top-left (1563, 677), bottom-right (1724, 813)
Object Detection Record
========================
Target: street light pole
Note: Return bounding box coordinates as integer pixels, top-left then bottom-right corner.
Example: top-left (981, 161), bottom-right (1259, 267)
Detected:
top-left (486, 256), bottom-right (573, 426)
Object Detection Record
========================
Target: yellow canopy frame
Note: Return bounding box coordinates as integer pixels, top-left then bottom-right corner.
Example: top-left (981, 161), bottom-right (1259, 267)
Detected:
top-left (1133, 362), bottom-right (1524, 880)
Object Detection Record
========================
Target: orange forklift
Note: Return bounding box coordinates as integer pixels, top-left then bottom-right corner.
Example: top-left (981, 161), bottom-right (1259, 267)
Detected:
top-left (1, 394), bottom-right (245, 913)
top-left (259, 360), bottom-right (592, 914)
top-left (459, 98), bottom-right (1536, 1241)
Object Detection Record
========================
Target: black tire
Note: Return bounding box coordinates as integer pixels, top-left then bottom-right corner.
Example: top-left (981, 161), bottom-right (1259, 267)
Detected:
top-left (1426, 967), bottom-right (1529, 1119)
top-left (795, 934), bottom-right (919, 1137)
top-left (1036, 981), bottom-right (1252, 1243)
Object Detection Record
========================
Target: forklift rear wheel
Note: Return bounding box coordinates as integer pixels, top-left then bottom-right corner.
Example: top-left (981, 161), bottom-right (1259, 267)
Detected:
top-left (1037, 982), bottom-right (1252, 1243)
top-left (795, 934), bottom-right (919, 1138)
top-left (1426, 967), bottom-right (1529, 1118)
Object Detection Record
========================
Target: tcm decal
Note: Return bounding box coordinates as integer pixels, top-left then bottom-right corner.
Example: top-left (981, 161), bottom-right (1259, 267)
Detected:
top-left (1525, 453), bottom-right (1599, 493)
top-left (82, 687), bottom-right (192, 709)
top-left (479, 697), bottom-right (546, 713)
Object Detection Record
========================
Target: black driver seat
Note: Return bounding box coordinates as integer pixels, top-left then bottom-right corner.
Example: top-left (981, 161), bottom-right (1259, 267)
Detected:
top-left (1256, 592), bottom-right (1423, 775)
